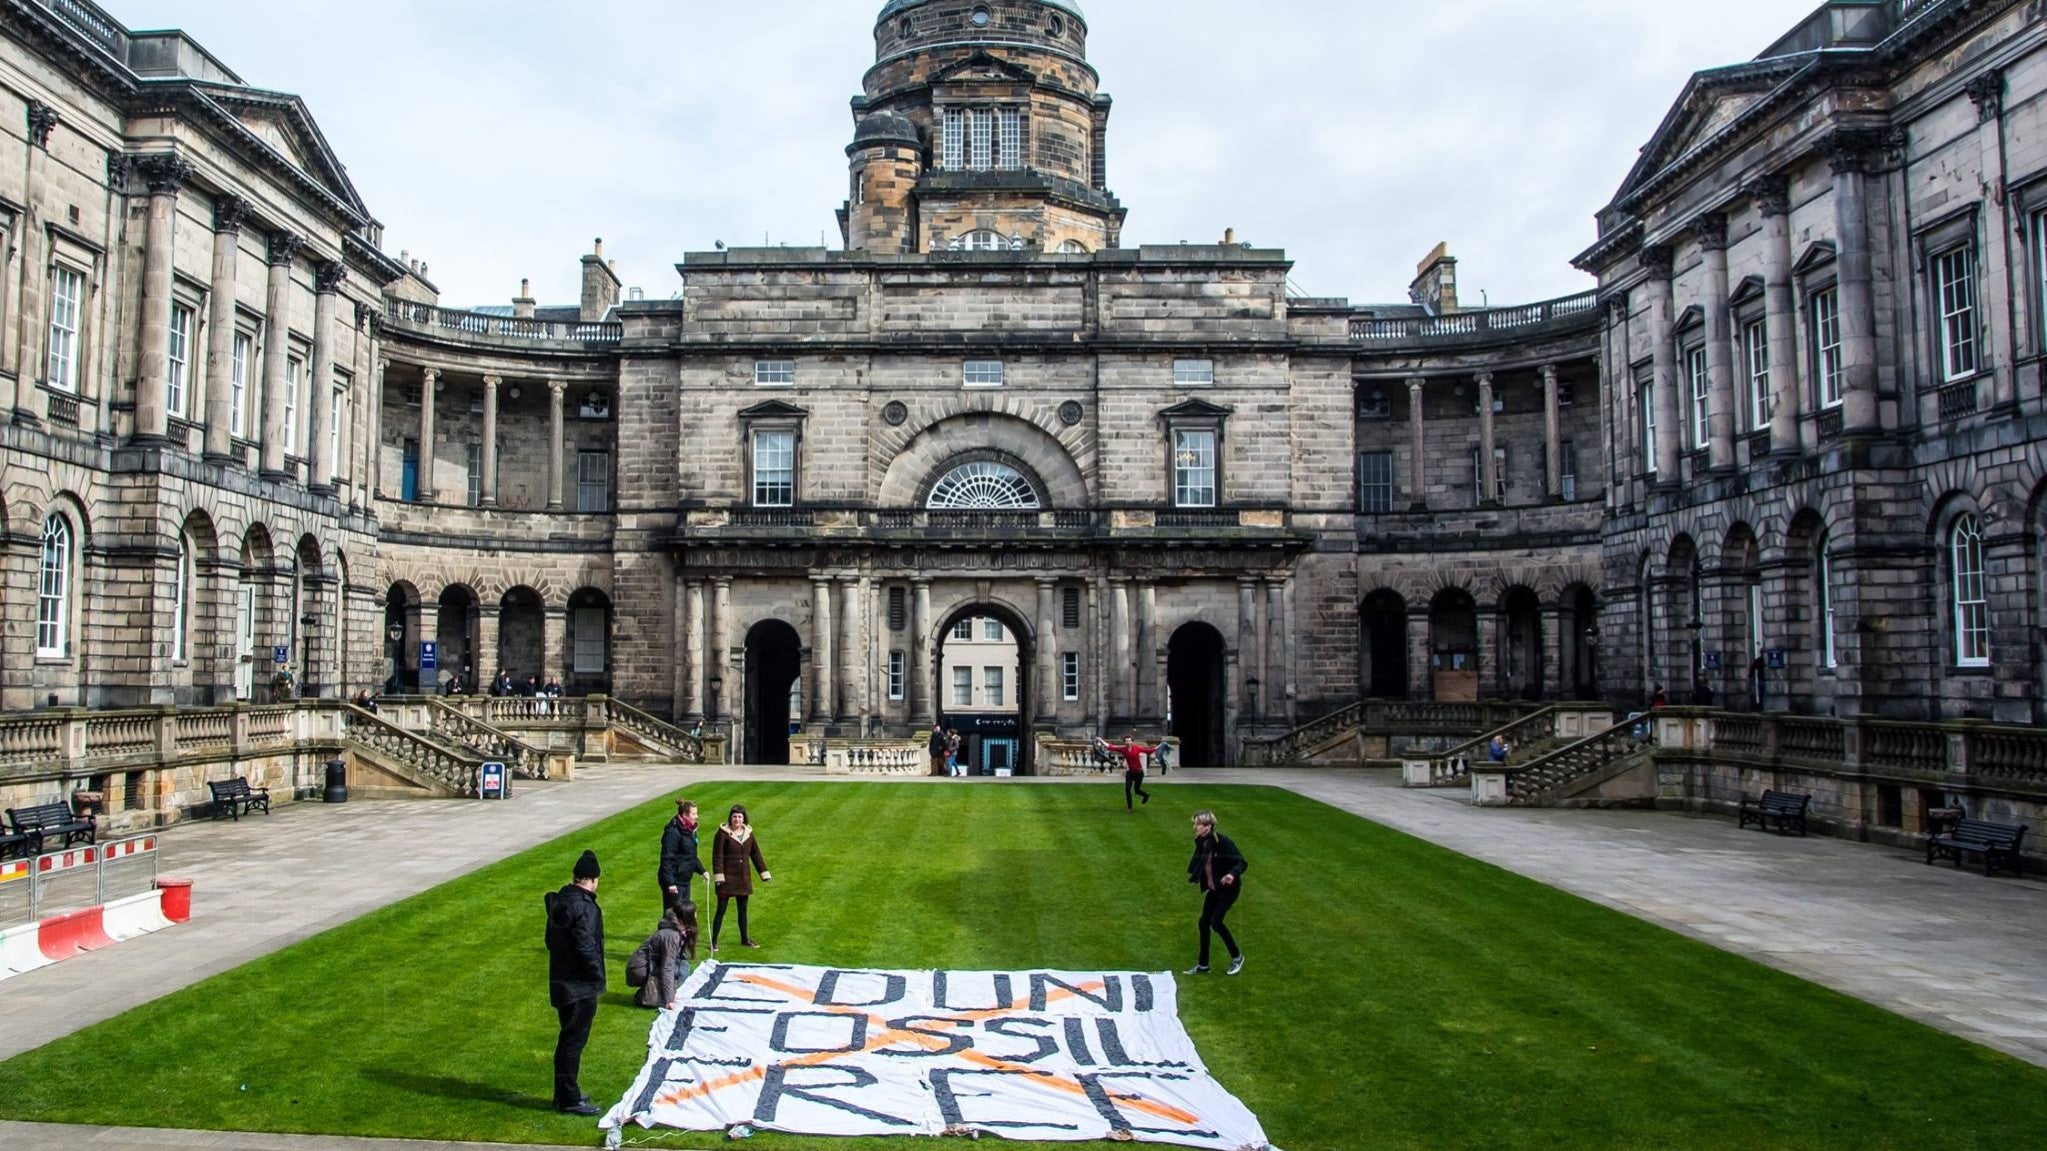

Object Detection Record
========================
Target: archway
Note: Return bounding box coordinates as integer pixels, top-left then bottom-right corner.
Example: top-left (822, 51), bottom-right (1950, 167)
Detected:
top-left (436, 585), bottom-right (481, 691)
top-left (384, 582), bottom-right (422, 693)
top-left (497, 587), bottom-right (544, 687)
top-left (566, 587), bottom-right (613, 694)
top-left (1724, 524), bottom-right (1763, 710)
top-left (1429, 589), bottom-right (1479, 701)
top-left (294, 536), bottom-right (325, 698)
top-left (744, 619), bottom-right (802, 766)
top-left (933, 602), bottom-right (1032, 775)
top-left (1561, 584), bottom-right (1599, 700)
top-left (1361, 590), bottom-right (1409, 699)
top-left (1667, 535), bottom-right (1703, 704)
top-left (1501, 586), bottom-right (1543, 700)
top-left (1167, 622), bottom-right (1227, 766)
top-left (235, 526), bottom-right (275, 702)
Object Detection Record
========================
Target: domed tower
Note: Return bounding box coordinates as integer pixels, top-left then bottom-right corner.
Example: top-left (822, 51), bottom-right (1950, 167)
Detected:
top-left (838, 0), bottom-right (1125, 254)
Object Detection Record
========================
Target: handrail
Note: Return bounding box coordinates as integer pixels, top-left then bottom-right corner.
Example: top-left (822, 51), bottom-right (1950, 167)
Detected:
top-left (1350, 290), bottom-right (1598, 343)
top-left (1421, 706), bottom-right (1563, 787)
top-left (1241, 700), bottom-right (1365, 766)
top-left (601, 698), bottom-right (705, 764)
top-left (1498, 719), bottom-right (1645, 802)
top-left (424, 700), bottom-right (546, 779)
top-left (342, 704), bottom-right (482, 797)
top-left (381, 298), bottom-right (621, 345)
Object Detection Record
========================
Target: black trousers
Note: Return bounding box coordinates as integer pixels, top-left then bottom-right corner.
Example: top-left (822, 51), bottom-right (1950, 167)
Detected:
top-left (1124, 771), bottom-right (1149, 809)
top-left (553, 996), bottom-right (598, 1106)
top-left (713, 894), bottom-right (750, 945)
top-left (1197, 884), bottom-right (1241, 965)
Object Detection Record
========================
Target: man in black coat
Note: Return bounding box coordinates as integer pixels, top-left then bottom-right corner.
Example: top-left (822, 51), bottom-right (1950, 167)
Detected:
top-left (658, 799), bottom-right (706, 913)
top-left (544, 850), bottom-right (605, 1114)
top-left (1185, 810), bottom-right (1247, 976)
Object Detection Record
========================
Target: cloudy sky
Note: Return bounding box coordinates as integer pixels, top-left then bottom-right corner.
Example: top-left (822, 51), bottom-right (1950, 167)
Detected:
top-left (111, 0), bottom-right (1803, 308)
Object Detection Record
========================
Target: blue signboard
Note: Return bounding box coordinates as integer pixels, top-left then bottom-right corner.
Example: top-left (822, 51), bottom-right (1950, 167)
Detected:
top-left (1703, 651), bottom-right (1723, 671)
top-left (1765, 649), bottom-right (1787, 670)
top-left (480, 760), bottom-right (506, 800)
top-left (272, 645), bottom-right (290, 665)
top-left (420, 641), bottom-right (439, 671)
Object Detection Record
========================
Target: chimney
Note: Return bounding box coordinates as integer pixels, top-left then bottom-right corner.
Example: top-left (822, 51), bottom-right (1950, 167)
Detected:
top-left (512, 277), bottom-right (535, 320)
top-left (1409, 242), bottom-right (1459, 315)
top-left (1223, 227), bottom-right (1235, 245)
top-left (580, 237), bottom-right (621, 322)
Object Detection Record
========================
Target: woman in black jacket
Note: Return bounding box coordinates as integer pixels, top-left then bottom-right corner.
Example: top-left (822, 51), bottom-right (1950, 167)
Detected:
top-left (1185, 810), bottom-right (1247, 976)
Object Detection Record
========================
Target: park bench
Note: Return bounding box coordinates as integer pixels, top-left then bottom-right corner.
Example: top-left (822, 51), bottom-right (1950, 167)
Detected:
top-left (1737, 789), bottom-right (1811, 836)
top-left (0, 825), bottom-right (32, 860)
top-left (6, 801), bottom-right (96, 853)
top-left (207, 777), bottom-right (271, 822)
top-left (1926, 818), bottom-right (2027, 878)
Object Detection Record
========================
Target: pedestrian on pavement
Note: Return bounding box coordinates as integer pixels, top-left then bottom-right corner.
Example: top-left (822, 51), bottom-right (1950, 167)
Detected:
top-left (1099, 736), bottom-right (1158, 810)
top-left (1185, 811), bottom-right (1246, 976)
top-left (944, 728), bottom-right (964, 777)
top-left (710, 804), bottom-right (772, 951)
top-left (659, 799), bottom-right (707, 912)
top-left (928, 725), bottom-right (948, 776)
top-left (629, 898), bottom-right (698, 1010)
top-left (543, 849), bottom-right (606, 1114)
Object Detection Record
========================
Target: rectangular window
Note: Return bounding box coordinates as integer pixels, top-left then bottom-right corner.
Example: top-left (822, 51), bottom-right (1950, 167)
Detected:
top-left (1173, 359), bottom-right (1214, 385)
top-left (401, 438), bottom-right (420, 502)
top-left (750, 431), bottom-right (794, 507)
top-left (888, 651), bottom-right (906, 701)
top-left (963, 360), bottom-right (1005, 388)
top-left (1062, 587), bottom-right (1081, 629)
top-left (1952, 519), bottom-right (1989, 668)
top-left (1557, 382), bottom-right (1576, 407)
top-left (889, 587), bottom-right (907, 631)
top-left (1173, 428), bottom-right (1217, 508)
top-left (1062, 651), bottom-right (1081, 702)
top-left (1742, 318), bottom-right (1771, 431)
top-left (1640, 379), bottom-right (1657, 475)
top-left (1470, 445), bottom-right (1507, 503)
top-left (754, 360), bottom-right (795, 386)
top-left (953, 619), bottom-right (973, 641)
top-left (1811, 288), bottom-right (1843, 408)
top-left (1560, 442), bottom-right (1578, 502)
top-left (1933, 246), bottom-right (1978, 383)
top-left (970, 108), bottom-right (993, 170)
top-left (1819, 546), bottom-right (1838, 670)
top-left (46, 265), bottom-right (83, 393)
top-left (943, 108), bottom-right (965, 171)
top-left (573, 606), bottom-right (605, 673)
top-left (983, 618), bottom-right (1004, 642)
top-left (230, 332), bottom-right (251, 437)
top-left (998, 107), bottom-right (1022, 170)
top-left (1359, 450), bottom-right (1395, 513)
top-left (983, 665), bottom-right (1004, 707)
top-left (953, 665), bottom-right (973, 706)
top-left (283, 356), bottom-right (302, 454)
top-left (466, 444), bottom-right (483, 507)
top-left (1748, 583), bottom-right (1765, 659)
top-left (330, 388), bottom-right (344, 473)
top-left (1684, 343), bottom-right (1708, 449)
top-left (576, 449), bottom-right (611, 512)
top-left (166, 304), bottom-right (193, 419)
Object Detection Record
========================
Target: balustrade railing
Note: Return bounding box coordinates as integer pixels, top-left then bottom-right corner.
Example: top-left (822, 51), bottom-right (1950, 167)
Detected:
top-left (1712, 713), bottom-right (1768, 756)
top-left (1349, 291), bottom-right (1598, 343)
top-left (1864, 721), bottom-right (1945, 774)
top-left (426, 700), bottom-right (543, 779)
top-left (833, 742), bottom-right (927, 773)
top-left (0, 716), bottom-right (64, 765)
top-left (1420, 706), bottom-right (1568, 787)
top-left (601, 697), bottom-right (705, 763)
top-left (81, 713), bottom-right (154, 759)
top-left (1501, 720), bottom-right (1645, 802)
top-left (172, 710), bottom-right (234, 754)
top-left (1241, 700), bottom-right (1365, 766)
top-left (381, 299), bottom-right (621, 345)
top-left (343, 705), bottom-right (481, 797)
top-left (1968, 726), bottom-right (2047, 785)
top-left (1775, 716), bottom-right (1845, 763)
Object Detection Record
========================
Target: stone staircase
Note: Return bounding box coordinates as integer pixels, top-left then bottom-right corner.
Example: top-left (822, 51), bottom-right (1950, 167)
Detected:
top-left (1405, 704), bottom-right (1612, 788)
top-left (599, 698), bottom-right (705, 764)
top-left (420, 699), bottom-right (561, 779)
top-left (1240, 700), bottom-right (1368, 766)
top-left (342, 705), bottom-right (488, 798)
top-left (1471, 719), bottom-right (1656, 807)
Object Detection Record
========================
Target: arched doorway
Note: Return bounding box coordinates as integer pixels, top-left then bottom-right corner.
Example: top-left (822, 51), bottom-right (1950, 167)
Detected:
top-left (294, 536), bottom-right (325, 698)
top-left (1561, 584), bottom-right (1599, 700)
top-left (383, 582), bottom-right (421, 693)
top-left (1361, 590), bottom-right (1409, 699)
top-left (498, 587), bottom-right (544, 687)
top-left (1501, 586), bottom-right (1543, 700)
top-left (437, 585), bottom-right (481, 691)
top-left (933, 603), bottom-right (1032, 774)
top-left (236, 525), bottom-right (275, 702)
top-left (1429, 589), bottom-right (1479, 701)
top-left (1167, 622), bottom-right (1227, 766)
top-left (743, 620), bottom-right (802, 766)
top-left (566, 587), bottom-right (613, 694)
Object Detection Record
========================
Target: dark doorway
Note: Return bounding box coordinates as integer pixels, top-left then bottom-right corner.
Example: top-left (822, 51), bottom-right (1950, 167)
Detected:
top-left (1563, 584), bottom-right (1599, 700)
top-left (1501, 586), bottom-right (1544, 700)
top-left (932, 604), bottom-right (1032, 774)
top-left (384, 584), bottom-right (420, 693)
top-left (744, 620), bottom-right (802, 766)
top-left (498, 587), bottom-right (544, 687)
top-left (436, 585), bottom-right (481, 691)
top-left (1361, 590), bottom-right (1409, 699)
top-left (1167, 622), bottom-right (1227, 766)
top-left (1429, 589), bottom-right (1480, 701)
top-left (565, 587), bottom-right (613, 695)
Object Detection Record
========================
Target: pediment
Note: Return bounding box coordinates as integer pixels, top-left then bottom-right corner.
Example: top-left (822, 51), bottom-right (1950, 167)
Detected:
top-left (1612, 60), bottom-right (1805, 205)
top-left (1793, 241), bottom-right (1838, 275)
top-left (234, 108), bottom-right (311, 172)
top-left (1159, 398), bottom-right (1234, 420)
top-left (738, 400), bottom-right (810, 420)
top-left (932, 51), bottom-right (1037, 87)
top-left (190, 85), bottom-right (368, 219)
top-left (1729, 274), bottom-right (1766, 305)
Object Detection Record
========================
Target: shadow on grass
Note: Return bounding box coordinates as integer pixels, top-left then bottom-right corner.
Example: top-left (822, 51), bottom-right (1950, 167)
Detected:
top-left (363, 1068), bottom-right (559, 1113)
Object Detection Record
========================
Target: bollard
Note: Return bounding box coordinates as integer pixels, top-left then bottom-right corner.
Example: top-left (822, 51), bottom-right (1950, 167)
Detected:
top-left (154, 877), bottom-right (193, 923)
top-left (324, 759), bottom-right (348, 804)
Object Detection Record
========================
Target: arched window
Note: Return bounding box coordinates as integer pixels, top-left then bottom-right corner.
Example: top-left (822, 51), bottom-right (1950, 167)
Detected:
top-left (927, 461), bottom-right (1041, 510)
top-left (1056, 239), bottom-right (1089, 254)
top-left (950, 230), bottom-right (1008, 252)
top-left (1815, 531), bottom-right (1837, 670)
top-left (172, 534), bottom-right (192, 663)
top-left (37, 514), bottom-right (72, 657)
top-left (1950, 513), bottom-right (1989, 667)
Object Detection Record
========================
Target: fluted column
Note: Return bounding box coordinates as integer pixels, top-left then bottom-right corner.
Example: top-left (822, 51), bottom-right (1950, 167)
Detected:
top-left (1696, 216), bottom-right (1736, 470)
top-left (840, 577), bottom-right (863, 724)
top-left (1406, 377), bottom-right (1426, 509)
top-left (1541, 364), bottom-right (1563, 498)
top-left (202, 196), bottom-right (250, 460)
top-left (1265, 579), bottom-right (1284, 718)
top-left (1605, 296), bottom-right (1632, 497)
top-left (259, 231), bottom-right (303, 477)
top-left (1035, 578), bottom-right (1057, 722)
top-left (1139, 582), bottom-right (1161, 721)
top-left (132, 154), bottom-right (191, 443)
top-left (811, 576), bottom-right (835, 724)
top-left (683, 579), bottom-right (707, 721)
top-left (911, 579), bottom-right (933, 724)
top-left (307, 262), bottom-right (342, 491)
top-left (1751, 178), bottom-right (1800, 454)
top-left (1110, 577), bottom-right (1133, 718)
top-left (1830, 132), bottom-right (1881, 434)
top-left (1237, 579), bottom-right (1258, 719)
top-left (1645, 245), bottom-right (1680, 481)
top-left (371, 357), bottom-right (389, 497)
top-left (479, 374), bottom-right (501, 507)
top-left (546, 380), bottom-right (566, 510)
top-left (712, 578), bottom-right (733, 722)
top-left (416, 368), bottom-right (439, 502)
top-left (12, 102), bottom-right (59, 421)
top-left (1476, 371), bottom-right (1498, 504)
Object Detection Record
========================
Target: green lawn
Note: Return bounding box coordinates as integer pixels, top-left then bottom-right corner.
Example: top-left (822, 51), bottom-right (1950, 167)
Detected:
top-left (2, 781), bottom-right (2044, 1151)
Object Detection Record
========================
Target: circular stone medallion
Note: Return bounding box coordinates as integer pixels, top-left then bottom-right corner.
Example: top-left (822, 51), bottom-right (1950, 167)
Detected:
top-left (1058, 400), bottom-right (1084, 427)
top-left (883, 400), bottom-right (910, 426)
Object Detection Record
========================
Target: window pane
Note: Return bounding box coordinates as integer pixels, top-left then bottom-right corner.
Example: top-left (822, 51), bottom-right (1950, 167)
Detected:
top-left (983, 666), bottom-right (1003, 707)
top-left (1743, 319), bottom-right (1771, 431)
top-left (970, 108), bottom-right (992, 170)
top-left (1061, 651), bottom-right (1080, 701)
top-left (1173, 429), bottom-right (1217, 507)
top-left (755, 360), bottom-right (795, 386)
top-left (167, 305), bottom-right (192, 418)
top-left (1935, 247), bottom-right (1978, 382)
top-left (1684, 344), bottom-right (1708, 449)
top-left (1817, 538), bottom-right (1837, 669)
top-left (1811, 289), bottom-right (1843, 407)
top-left (37, 516), bottom-right (70, 657)
top-left (953, 666), bottom-right (972, 706)
top-left (998, 107), bottom-right (1022, 170)
top-left (1951, 514), bottom-right (1989, 666)
top-left (963, 360), bottom-right (1005, 387)
top-left (171, 536), bottom-right (190, 663)
top-left (953, 619), bottom-right (972, 641)
top-left (943, 109), bottom-right (964, 171)
top-left (47, 266), bottom-right (83, 393)
top-left (983, 618), bottom-right (1003, 642)
top-left (230, 333), bottom-right (251, 437)
top-left (1173, 359), bottom-right (1214, 385)
top-left (888, 651), bottom-right (906, 700)
top-left (1359, 450), bottom-right (1394, 513)
top-left (751, 431), bottom-right (794, 507)
top-left (1640, 380), bottom-right (1657, 474)
top-left (284, 357), bottom-right (302, 454)
top-left (573, 607), bottom-right (606, 673)
top-left (577, 450), bottom-right (611, 512)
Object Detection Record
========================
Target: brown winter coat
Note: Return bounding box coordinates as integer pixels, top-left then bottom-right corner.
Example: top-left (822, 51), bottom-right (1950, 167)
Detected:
top-left (711, 825), bottom-right (769, 898)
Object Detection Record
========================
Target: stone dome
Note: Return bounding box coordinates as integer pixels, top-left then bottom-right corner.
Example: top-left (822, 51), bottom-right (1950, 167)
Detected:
top-left (853, 110), bottom-right (921, 149)
top-left (876, 0), bottom-right (1084, 24)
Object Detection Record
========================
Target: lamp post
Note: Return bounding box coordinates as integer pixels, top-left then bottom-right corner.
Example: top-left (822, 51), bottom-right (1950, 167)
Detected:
top-left (1687, 616), bottom-right (1707, 705)
top-left (1582, 625), bottom-right (1600, 705)
top-left (386, 622), bottom-right (404, 695)
top-left (300, 611), bottom-right (318, 699)
top-left (1245, 674), bottom-right (1261, 722)
top-left (708, 673), bottom-right (724, 722)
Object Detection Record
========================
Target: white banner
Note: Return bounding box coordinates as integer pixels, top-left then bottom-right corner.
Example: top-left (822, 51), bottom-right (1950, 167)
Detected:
top-left (602, 963), bottom-right (1272, 1150)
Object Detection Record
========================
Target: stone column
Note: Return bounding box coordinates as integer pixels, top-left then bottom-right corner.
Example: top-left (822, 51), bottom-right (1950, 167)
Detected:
top-left (1282, 577), bottom-right (1298, 724)
top-left (1605, 296), bottom-right (1631, 500)
top-left (712, 578), bottom-right (733, 721)
top-left (1830, 133), bottom-right (1881, 434)
top-left (683, 579), bottom-right (706, 721)
top-left (1086, 579), bottom-right (1103, 725)
top-left (1110, 578), bottom-right (1133, 718)
top-left (259, 231), bottom-right (303, 478)
top-left (307, 262), bottom-right (343, 491)
top-left (1541, 364), bottom-right (1563, 499)
top-left (1696, 215), bottom-right (1737, 470)
top-left (475, 609), bottom-right (500, 691)
top-left (1237, 579), bottom-right (1259, 720)
top-left (479, 374), bottom-right (501, 507)
top-left (1967, 74), bottom-right (2016, 412)
top-left (202, 195), bottom-right (249, 460)
top-left (1266, 579), bottom-right (1284, 716)
top-left (132, 154), bottom-right (191, 443)
top-left (370, 357), bottom-right (389, 498)
top-left (1035, 578), bottom-right (1057, 723)
top-left (840, 578), bottom-right (863, 724)
top-left (1751, 178), bottom-right (1801, 454)
top-left (12, 103), bottom-right (58, 421)
top-left (1476, 371), bottom-right (1498, 504)
top-left (911, 579), bottom-right (933, 725)
top-left (1406, 377), bottom-right (1427, 509)
top-left (1139, 582), bottom-right (1161, 721)
top-left (1645, 245), bottom-right (1680, 481)
top-left (546, 380), bottom-right (567, 510)
top-left (416, 368), bottom-right (439, 502)
top-left (811, 577), bottom-right (835, 725)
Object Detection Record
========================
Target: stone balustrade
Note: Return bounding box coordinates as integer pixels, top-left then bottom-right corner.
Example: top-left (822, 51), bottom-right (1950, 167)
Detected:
top-left (1402, 703), bottom-right (1614, 788)
top-left (382, 298), bottom-right (621, 347)
top-left (1349, 290), bottom-right (1599, 346)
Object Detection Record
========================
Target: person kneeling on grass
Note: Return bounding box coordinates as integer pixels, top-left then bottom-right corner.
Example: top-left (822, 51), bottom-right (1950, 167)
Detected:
top-left (1185, 810), bottom-right (1246, 977)
top-left (627, 899), bottom-right (698, 1010)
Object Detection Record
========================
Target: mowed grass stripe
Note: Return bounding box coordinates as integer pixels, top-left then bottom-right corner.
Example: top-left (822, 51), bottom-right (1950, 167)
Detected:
top-left (1, 781), bottom-right (2043, 1151)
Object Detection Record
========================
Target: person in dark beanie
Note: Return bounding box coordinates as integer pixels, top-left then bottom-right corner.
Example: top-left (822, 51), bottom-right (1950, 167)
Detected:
top-left (659, 798), bottom-right (707, 911)
top-left (1184, 811), bottom-right (1247, 976)
top-left (543, 850), bottom-right (605, 1114)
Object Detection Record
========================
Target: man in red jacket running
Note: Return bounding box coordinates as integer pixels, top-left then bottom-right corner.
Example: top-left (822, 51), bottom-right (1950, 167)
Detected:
top-left (1097, 736), bottom-right (1161, 811)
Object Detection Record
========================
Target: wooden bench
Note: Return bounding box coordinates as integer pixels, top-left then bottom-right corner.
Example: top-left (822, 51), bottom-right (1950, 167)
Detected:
top-left (6, 801), bottom-right (96, 852)
top-left (1926, 818), bottom-right (2027, 878)
top-left (1738, 789), bottom-right (1811, 836)
top-left (206, 778), bottom-right (271, 822)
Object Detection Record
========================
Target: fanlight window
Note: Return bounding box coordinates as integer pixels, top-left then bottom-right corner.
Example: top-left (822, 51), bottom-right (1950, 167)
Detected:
top-left (927, 462), bottom-right (1041, 510)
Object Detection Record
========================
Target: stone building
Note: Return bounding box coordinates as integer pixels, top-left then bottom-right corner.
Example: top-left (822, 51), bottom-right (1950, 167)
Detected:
top-left (0, 0), bottom-right (2036, 770)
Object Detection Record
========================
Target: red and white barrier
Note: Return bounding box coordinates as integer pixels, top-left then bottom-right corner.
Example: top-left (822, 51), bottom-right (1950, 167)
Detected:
top-left (0, 880), bottom-right (186, 981)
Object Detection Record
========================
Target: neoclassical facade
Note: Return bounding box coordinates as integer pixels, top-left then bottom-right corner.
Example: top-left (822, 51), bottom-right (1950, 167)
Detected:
top-left (0, 0), bottom-right (2037, 768)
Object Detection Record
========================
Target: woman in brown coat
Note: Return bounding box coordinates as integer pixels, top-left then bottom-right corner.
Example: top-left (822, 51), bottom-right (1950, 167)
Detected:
top-left (710, 804), bottom-right (771, 951)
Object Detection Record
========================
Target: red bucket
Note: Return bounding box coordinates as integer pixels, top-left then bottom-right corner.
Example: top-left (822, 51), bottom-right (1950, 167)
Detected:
top-left (154, 877), bottom-right (193, 923)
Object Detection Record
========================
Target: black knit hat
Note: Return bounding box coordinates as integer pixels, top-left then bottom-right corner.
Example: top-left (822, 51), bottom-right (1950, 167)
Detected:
top-left (573, 850), bottom-right (601, 880)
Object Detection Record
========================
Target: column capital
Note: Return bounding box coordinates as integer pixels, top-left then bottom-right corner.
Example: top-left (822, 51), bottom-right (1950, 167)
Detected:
top-left (377, 357), bottom-right (390, 374)
top-left (420, 367), bottom-right (440, 385)
top-left (547, 379), bottom-right (567, 396)
top-left (25, 99), bottom-right (59, 149)
top-left (1689, 213), bottom-right (1728, 251)
top-left (912, 576), bottom-right (932, 588)
top-left (1823, 128), bottom-right (1884, 174)
top-left (355, 301), bottom-right (381, 332)
top-left (213, 193), bottom-right (252, 234)
top-left (1639, 244), bottom-right (1674, 280)
top-left (1966, 71), bottom-right (2003, 123)
top-left (1746, 175), bottom-right (1792, 217)
top-left (1405, 376), bottom-right (1425, 393)
top-left (134, 152), bottom-right (192, 195)
top-left (314, 260), bottom-right (346, 295)
top-left (481, 374), bottom-right (503, 389)
top-left (1237, 576), bottom-right (1262, 590)
top-left (1541, 363), bottom-right (1560, 385)
top-left (267, 230), bottom-right (306, 267)
top-left (1604, 291), bottom-right (1630, 321)
top-left (1475, 371), bottom-right (1495, 389)
top-left (1035, 576), bottom-right (1058, 589)
top-left (713, 575), bottom-right (733, 590)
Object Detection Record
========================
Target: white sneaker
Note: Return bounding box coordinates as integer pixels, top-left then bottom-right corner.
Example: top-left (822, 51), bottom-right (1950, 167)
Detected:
top-left (1183, 964), bottom-right (1209, 975)
top-left (1226, 954), bottom-right (1245, 976)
